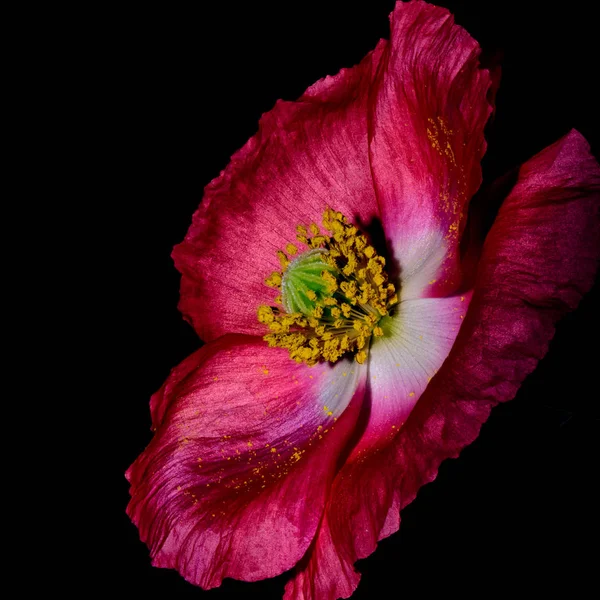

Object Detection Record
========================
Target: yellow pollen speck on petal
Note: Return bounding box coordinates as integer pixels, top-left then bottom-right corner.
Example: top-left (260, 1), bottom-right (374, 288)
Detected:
top-left (261, 365), bottom-right (269, 375)
top-left (213, 376), bottom-right (218, 382)
top-left (409, 392), bottom-right (415, 397)
top-left (461, 296), bottom-right (465, 301)
top-left (271, 447), bottom-right (277, 453)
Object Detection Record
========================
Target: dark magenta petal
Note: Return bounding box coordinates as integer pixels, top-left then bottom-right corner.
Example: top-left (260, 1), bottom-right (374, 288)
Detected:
top-left (127, 335), bottom-right (367, 589)
top-left (172, 43), bottom-right (386, 343)
top-left (285, 129), bottom-right (599, 600)
top-left (369, 0), bottom-right (492, 301)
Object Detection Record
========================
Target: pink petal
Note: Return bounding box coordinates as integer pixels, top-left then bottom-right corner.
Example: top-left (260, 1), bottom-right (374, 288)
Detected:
top-left (126, 335), bottom-right (367, 589)
top-left (172, 42), bottom-right (386, 343)
top-left (369, 0), bottom-right (493, 300)
top-left (285, 129), bottom-right (599, 600)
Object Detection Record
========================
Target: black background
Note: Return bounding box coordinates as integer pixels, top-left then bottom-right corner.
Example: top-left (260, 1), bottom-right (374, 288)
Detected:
top-left (102, 1), bottom-right (599, 597)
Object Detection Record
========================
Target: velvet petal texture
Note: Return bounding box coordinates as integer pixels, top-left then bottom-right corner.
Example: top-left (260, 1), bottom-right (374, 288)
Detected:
top-left (285, 129), bottom-right (599, 600)
top-left (127, 335), bottom-right (367, 589)
top-left (172, 42), bottom-right (386, 343)
top-left (369, 1), bottom-right (492, 301)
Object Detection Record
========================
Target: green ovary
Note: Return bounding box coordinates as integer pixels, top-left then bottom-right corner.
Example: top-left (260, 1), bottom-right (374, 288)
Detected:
top-left (281, 249), bottom-right (337, 315)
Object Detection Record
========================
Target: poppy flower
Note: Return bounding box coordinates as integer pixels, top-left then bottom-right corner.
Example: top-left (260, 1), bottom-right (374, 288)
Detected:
top-left (126, 1), bottom-right (600, 598)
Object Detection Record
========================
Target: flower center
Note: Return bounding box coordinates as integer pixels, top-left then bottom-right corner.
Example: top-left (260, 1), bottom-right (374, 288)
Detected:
top-left (257, 209), bottom-right (398, 366)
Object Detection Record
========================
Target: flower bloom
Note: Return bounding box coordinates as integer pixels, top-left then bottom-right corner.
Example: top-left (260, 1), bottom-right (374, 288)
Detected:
top-left (126, 1), bottom-right (600, 598)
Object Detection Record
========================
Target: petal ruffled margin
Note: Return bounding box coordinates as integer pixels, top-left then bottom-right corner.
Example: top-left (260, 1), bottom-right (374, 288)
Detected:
top-left (369, 0), bottom-right (493, 301)
top-left (285, 130), bottom-right (599, 599)
top-left (172, 42), bottom-right (386, 343)
top-left (126, 335), bottom-right (367, 589)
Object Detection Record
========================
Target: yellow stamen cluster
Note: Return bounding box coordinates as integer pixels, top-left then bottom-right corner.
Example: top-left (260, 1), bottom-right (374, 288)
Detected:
top-left (258, 209), bottom-right (398, 366)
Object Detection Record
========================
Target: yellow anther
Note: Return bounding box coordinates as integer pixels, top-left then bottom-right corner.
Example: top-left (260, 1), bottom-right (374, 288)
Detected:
top-left (312, 305), bottom-right (324, 318)
top-left (340, 280), bottom-right (357, 298)
top-left (356, 350), bottom-right (367, 364)
top-left (324, 254), bottom-right (338, 269)
top-left (376, 304), bottom-right (388, 316)
top-left (296, 225), bottom-right (308, 236)
top-left (341, 303), bottom-right (351, 318)
top-left (321, 271), bottom-right (338, 292)
top-left (309, 223), bottom-right (320, 235)
top-left (300, 347), bottom-right (312, 360)
top-left (330, 307), bottom-right (341, 319)
top-left (364, 246), bottom-right (375, 258)
top-left (355, 235), bottom-right (367, 251)
top-left (373, 326), bottom-right (384, 337)
top-left (286, 243), bottom-right (298, 255)
top-left (265, 271), bottom-right (282, 288)
top-left (269, 321), bottom-right (283, 333)
top-left (257, 305), bottom-right (274, 324)
top-left (310, 235), bottom-right (328, 248)
top-left (277, 251), bottom-right (289, 269)
top-left (373, 273), bottom-right (385, 287)
top-left (306, 290), bottom-right (317, 301)
top-left (368, 257), bottom-right (384, 274)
